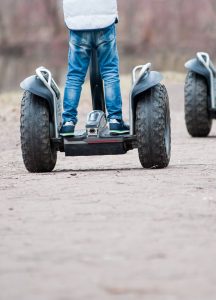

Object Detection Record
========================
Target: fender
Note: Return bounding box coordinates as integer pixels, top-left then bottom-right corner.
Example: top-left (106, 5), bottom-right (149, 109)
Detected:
top-left (20, 75), bottom-right (54, 116)
top-left (129, 64), bottom-right (163, 135)
top-left (20, 67), bottom-right (62, 139)
top-left (185, 58), bottom-right (210, 83)
top-left (185, 52), bottom-right (216, 110)
top-left (131, 71), bottom-right (163, 100)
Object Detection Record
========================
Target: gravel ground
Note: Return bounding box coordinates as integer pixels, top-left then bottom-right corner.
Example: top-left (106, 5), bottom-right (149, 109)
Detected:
top-left (0, 75), bottom-right (216, 300)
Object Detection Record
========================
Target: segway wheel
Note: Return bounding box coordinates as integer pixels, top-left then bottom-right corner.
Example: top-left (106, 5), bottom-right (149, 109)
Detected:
top-left (20, 91), bottom-right (57, 173)
top-left (136, 84), bottom-right (171, 169)
top-left (184, 71), bottom-right (212, 137)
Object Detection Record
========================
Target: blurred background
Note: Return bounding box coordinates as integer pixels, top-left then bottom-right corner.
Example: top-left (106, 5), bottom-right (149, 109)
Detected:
top-left (0, 0), bottom-right (216, 92)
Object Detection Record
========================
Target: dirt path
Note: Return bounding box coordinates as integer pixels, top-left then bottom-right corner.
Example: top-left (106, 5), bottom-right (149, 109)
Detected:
top-left (0, 76), bottom-right (216, 300)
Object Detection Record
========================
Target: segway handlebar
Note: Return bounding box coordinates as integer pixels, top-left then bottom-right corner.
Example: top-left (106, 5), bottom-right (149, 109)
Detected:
top-left (129, 63), bottom-right (163, 135)
top-left (197, 52), bottom-right (216, 75)
top-left (36, 67), bottom-right (61, 99)
top-left (132, 63), bottom-right (152, 85)
top-left (35, 66), bottom-right (61, 139)
top-left (196, 52), bottom-right (216, 109)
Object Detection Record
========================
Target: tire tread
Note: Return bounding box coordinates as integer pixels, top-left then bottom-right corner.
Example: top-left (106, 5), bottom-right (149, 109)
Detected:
top-left (184, 71), bottom-right (212, 137)
top-left (136, 84), bottom-right (171, 169)
top-left (20, 91), bottom-right (57, 172)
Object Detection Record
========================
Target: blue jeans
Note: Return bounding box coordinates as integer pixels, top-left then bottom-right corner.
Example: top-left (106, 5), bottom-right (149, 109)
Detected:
top-left (63, 24), bottom-right (123, 125)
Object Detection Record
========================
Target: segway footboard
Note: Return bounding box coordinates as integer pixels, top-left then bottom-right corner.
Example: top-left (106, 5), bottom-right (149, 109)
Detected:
top-left (63, 134), bottom-right (136, 156)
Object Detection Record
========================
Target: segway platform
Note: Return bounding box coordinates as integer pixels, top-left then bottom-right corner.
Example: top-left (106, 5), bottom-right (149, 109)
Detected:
top-left (20, 51), bottom-right (171, 173)
top-left (62, 131), bottom-right (135, 156)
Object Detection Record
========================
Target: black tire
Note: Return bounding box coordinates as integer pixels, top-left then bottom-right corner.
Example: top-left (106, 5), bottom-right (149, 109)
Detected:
top-left (20, 91), bottom-right (57, 173)
top-left (184, 71), bottom-right (212, 137)
top-left (136, 84), bottom-right (171, 169)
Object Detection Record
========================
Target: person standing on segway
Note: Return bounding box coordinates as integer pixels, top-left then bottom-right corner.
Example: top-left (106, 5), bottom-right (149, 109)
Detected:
top-left (61, 0), bottom-right (129, 136)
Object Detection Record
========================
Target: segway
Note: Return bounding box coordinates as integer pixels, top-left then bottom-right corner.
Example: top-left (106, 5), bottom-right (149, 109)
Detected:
top-left (20, 49), bottom-right (171, 172)
top-left (184, 52), bottom-right (216, 137)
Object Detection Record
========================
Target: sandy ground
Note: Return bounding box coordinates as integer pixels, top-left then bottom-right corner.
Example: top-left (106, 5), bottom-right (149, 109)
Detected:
top-left (0, 74), bottom-right (216, 300)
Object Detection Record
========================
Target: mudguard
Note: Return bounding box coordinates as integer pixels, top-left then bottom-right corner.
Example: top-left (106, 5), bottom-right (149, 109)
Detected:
top-left (20, 75), bottom-right (54, 115)
top-left (185, 58), bottom-right (210, 83)
top-left (131, 71), bottom-right (163, 99)
top-left (130, 64), bottom-right (163, 135)
top-left (185, 52), bottom-right (216, 110)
